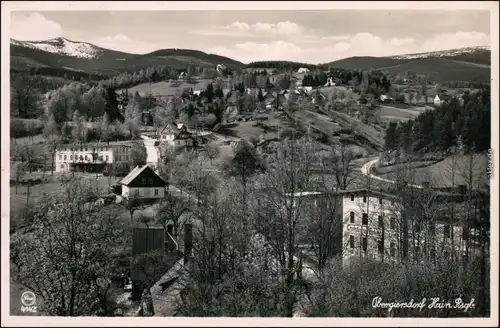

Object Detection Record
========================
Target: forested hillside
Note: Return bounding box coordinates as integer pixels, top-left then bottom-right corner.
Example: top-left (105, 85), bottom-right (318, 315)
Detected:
top-left (384, 87), bottom-right (490, 154)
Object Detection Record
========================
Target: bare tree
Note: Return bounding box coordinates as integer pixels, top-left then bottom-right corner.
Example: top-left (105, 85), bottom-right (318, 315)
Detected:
top-left (10, 177), bottom-right (126, 316)
top-left (253, 138), bottom-right (317, 317)
top-left (205, 142), bottom-right (221, 165)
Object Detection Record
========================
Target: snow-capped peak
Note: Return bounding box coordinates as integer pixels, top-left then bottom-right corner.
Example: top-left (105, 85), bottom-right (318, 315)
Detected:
top-left (390, 46), bottom-right (490, 60)
top-left (10, 37), bottom-right (102, 59)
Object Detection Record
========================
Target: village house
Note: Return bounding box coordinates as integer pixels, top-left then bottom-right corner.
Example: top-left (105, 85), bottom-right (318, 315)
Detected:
top-left (216, 64), bottom-right (227, 73)
top-left (119, 164), bottom-right (167, 200)
top-left (379, 94), bottom-right (394, 103)
top-left (434, 93), bottom-right (452, 107)
top-left (55, 141), bottom-right (134, 174)
top-left (159, 123), bottom-right (196, 151)
top-left (302, 86), bottom-right (313, 95)
top-left (297, 67), bottom-right (310, 73)
top-left (324, 77), bottom-right (335, 87)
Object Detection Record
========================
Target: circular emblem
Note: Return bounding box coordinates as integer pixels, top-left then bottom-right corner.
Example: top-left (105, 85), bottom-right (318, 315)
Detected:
top-left (21, 291), bottom-right (36, 307)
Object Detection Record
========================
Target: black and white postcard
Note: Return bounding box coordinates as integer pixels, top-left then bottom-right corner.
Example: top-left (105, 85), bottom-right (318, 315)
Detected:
top-left (1, 1), bottom-right (498, 327)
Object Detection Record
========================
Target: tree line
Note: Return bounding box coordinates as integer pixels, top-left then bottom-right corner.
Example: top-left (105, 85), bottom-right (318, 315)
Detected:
top-left (246, 61), bottom-right (318, 71)
top-left (384, 87), bottom-right (490, 154)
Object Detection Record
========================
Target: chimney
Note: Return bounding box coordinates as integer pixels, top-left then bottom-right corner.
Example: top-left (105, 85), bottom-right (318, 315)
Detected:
top-left (183, 223), bottom-right (193, 264)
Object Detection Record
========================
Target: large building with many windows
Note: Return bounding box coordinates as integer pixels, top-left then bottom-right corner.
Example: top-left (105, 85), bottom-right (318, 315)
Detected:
top-left (55, 141), bottom-right (134, 174)
top-left (288, 188), bottom-right (482, 266)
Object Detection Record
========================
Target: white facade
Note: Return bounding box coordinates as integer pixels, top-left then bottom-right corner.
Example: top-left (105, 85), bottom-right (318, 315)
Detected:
top-left (324, 77), bottom-right (335, 87)
top-left (297, 67), bottom-right (310, 73)
top-left (55, 143), bottom-right (132, 173)
top-left (434, 95), bottom-right (441, 106)
top-left (122, 185), bottom-right (165, 199)
top-left (340, 191), bottom-right (479, 266)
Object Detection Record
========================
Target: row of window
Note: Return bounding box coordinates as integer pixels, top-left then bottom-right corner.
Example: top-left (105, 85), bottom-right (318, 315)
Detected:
top-left (116, 155), bottom-right (130, 162)
top-left (349, 235), bottom-right (397, 257)
top-left (126, 189), bottom-right (160, 196)
top-left (350, 194), bottom-right (395, 205)
top-left (349, 212), bottom-right (469, 240)
top-left (350, 212), bottom-right (397, 230)
top-left (59, 146), bottom-right (130, 152)
top-left (349, 235), bottom-right (454, 261)
top-left (59, 154), bottom-right (110, 162)
top-left (60, 147), bottom-right (109, 152)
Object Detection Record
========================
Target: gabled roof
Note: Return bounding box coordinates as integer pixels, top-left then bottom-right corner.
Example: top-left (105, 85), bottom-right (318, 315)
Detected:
top-left (160, 122), bottom-right (179, 135)
top-left (119, 165), bottom-right (166, 186)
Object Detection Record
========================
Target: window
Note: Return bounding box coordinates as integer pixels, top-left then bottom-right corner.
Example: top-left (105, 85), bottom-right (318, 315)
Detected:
top-left (106, 155), bottom-right (109, 161)
top-left (80, 155), bottom-right (83, 161)
top-left (141, 178), bottom-right (147, 185)
top-left (444, 224), bottom-right (451, 239)
top-left (379, 197), bottom-right (383, 205)
top-left (70, 148), bottom-right (73, 151)
top-left (154, 189), bottom-right (159, 196)
top-left (362, 213), bottom-right (368, 225)
top-left (63, 155), bottom-right (67, 160)
top-left (350, 211), bottom-right (355, 223)
top-left (378, 216), bottom-right (384, 228)
top-left (60, 164), bottom-right (64, 169)
top-left (349, 235), bottom-right (355, 248)
top-left (390, 217), bottom-right (396, 230)
top-left (93, 148), bottom-right (96, 152)
top-left (149, 178), bottom-right (153, 185)
top-left (462, 228), bottom-right (469, 240)
top-left (390, 242), bottom-right (396, 257)
top-left (363, 195), bottom-right (367, 203)
top-left (70, 155), bottom-right (73, 160)
top-left (99, 156), bottom-right (103, 161)
top-left (85, 148), bottom-right (88, 151)
top-left (85, 155), bottom-right (88, 160)
top-left (362, 237), bottom-right (367, 252)
top-left (59, 154), bottom-right (62, 160)
top-left (350, 194), bottom-right (355, 201)
top-left (378, 240), bottom-right (384, 254)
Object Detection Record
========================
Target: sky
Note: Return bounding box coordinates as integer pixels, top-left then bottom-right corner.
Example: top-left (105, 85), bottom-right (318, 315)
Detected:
top-left (10, 10), bottom-right (491, 64)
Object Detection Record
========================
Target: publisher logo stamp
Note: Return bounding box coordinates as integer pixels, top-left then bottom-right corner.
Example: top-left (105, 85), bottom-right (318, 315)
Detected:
top-left (21, 291), bottom-right (37, 313)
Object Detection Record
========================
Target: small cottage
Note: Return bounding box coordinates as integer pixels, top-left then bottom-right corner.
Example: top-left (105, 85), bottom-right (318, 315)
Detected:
top-left (119, 165), bottom-right (167, 199)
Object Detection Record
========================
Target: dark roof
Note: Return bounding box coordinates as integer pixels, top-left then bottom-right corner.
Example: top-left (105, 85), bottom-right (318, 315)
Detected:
top-left (58, 141), bottom-right (135, 149)
top-left (119, 165), bottom-right (166, 186)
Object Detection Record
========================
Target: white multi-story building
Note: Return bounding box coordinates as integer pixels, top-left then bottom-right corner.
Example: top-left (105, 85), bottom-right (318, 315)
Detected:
top-left (55, 141), bottom-right (134, 174)
top-left (289, 188), bottom-right (481, 267)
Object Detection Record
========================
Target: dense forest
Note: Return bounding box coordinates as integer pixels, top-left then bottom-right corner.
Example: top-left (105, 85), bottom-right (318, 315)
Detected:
top-left (246, 60), bottom-right (318, 71)
top-left (384, 87), bottom-right (490, 154)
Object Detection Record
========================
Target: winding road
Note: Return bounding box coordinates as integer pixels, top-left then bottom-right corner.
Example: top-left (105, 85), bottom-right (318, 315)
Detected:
top-left (360, 157), bottom-right (423, 189)
top-left (140, 135), bottom-right (160, 168)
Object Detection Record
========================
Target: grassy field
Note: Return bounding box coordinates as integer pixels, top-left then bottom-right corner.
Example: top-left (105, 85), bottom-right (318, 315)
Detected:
top-left (124, 79), bottom-right (216, 97)
top-left (376, 153), bottom-right (489, 188)
top-left (377, 104), bottom-right (431, 122)
top-left (10, 173), bottom-right (120, 225)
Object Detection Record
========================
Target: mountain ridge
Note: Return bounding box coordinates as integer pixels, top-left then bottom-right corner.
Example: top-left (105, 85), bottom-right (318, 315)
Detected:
top-left (10, 37), bottom-right (490, 82)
